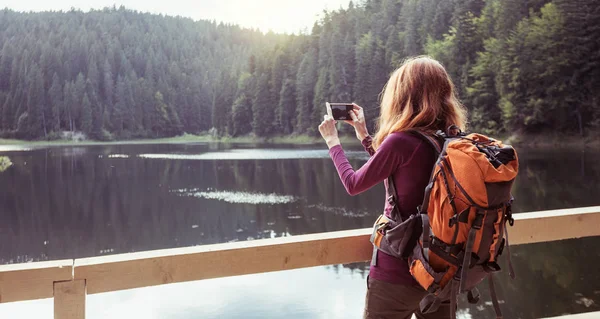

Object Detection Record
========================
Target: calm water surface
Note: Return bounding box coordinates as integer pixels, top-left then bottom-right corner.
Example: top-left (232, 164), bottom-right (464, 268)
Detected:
top-left (0, 142), bottom-right (599, 319)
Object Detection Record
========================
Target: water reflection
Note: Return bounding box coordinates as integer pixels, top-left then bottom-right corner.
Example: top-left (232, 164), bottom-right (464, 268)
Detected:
top-left (138, 148), bottom-right (369, 160)
top-left (0, 143), bottom-right (599, 318)
top-left (175, 189), bottom-right (298, 205)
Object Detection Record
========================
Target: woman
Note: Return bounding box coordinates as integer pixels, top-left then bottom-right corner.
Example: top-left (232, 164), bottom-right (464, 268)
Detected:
top-left (318, 56), bottom-right (468, 319)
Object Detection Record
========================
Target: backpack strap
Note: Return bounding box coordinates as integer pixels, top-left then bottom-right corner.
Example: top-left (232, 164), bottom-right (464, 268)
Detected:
top-left (419, 277), bottom-right (460, 319)
top-left (405, 129), bottom-right (446, 212)
top-left (504, 201), bottom-right (516, 279)
top-left (407, 130), bottom-right (449, 258)
top-left (386, 174), bottom-right (400, 221)
top-left (386, 129), bottom-right (443, 222)
top-left (488, 274), bottom-right (503, 319)
top-left (458, 209), bottom-right (485, 293)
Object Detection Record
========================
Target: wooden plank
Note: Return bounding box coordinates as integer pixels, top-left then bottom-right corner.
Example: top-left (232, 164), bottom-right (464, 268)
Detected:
top-left (54, 280), bottom-right (86, 319)
top-left (0, 259), bottom-right (73, 303)
top-left (542, 311), bottom-right (600, 318)
top-left (75, 207), bottom-right (600, 295)
top-left (1, 206), bottom-right (599, 304)
top-left (75, 228), bottom-right (373, 294)
top-left (510, 206), bottom-right (600, 245)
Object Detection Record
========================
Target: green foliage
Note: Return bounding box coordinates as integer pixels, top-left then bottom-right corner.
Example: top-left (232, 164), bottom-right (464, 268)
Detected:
top-left (0, 7), bottom-right (283, 140)
top-left (252, 74), bottom-right (275, 137)
top-left (81, 93), bottom-right (93, 135)
top-left (232, 94), bottom-right (253, 136)
top-left (0, 1), bottom-right (599, 139)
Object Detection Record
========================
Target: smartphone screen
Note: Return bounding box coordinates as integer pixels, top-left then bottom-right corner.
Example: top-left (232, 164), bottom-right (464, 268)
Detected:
top-left (327, 103), bottom-right (353, 121)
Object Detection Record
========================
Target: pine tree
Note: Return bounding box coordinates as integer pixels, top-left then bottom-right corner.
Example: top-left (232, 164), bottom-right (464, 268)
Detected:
top-left (353, 32), bottom-right (374, 106)
top-left (151, 91), bottom-right (170, 137)
top-left (311, 68), bottom-right (331, 136)
top-left (252, 73), bottom-right (274, 137)
top-left (113, 75), bottom-right (133, 133)
top-left (278, 78), bottom-right (296, 134)
top-left (466, 38), bottom-right (501, 134)
top-left (62, 82), bottom-right (75, 131)
top-left (0, 43), bottom-right (13, 91)
top-left (1, 96), bottom-right (12, 131)
top-left (232, 94), bottom-right (253, 136)
top-left (556, 0), bottom-right (600, 134)
top-left (81, 93), bottom-right (93, 135)
top-left (24, 64), bottom-right (46, 138)
top-left (48, 73), bottom-right (62, 132)
top-left (295, 49), bottom-right (317, 134)
top-left (102, 59), bottom-right (114, 129)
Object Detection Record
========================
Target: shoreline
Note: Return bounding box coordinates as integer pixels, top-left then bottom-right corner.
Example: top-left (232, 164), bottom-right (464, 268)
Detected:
top-left (0, 134), bottom-right (363, 147)
top-left (1, 132), bottom-right (598, 148)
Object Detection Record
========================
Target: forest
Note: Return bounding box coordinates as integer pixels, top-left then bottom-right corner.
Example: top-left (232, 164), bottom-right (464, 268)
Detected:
top-left (0, 0), bottom-right (598, 140)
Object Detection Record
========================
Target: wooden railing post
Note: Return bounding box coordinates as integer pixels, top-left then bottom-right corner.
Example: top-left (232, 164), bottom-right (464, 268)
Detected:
top-left (54, 280), bottom-right (86, 319)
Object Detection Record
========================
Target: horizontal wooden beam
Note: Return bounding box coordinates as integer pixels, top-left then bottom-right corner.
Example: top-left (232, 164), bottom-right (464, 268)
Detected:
top-left (1, 206), bottom-right (599, 302)
top-left (0, 259), bottom-right (73, 303)
top-left (74, 228), bottom-right (373, 294)
top-left (542, 310), bottom-right (600, 318)
top-left (75, 206), bottom-right (600, 295)
top-left (510, 205), bottom-right (600, 245)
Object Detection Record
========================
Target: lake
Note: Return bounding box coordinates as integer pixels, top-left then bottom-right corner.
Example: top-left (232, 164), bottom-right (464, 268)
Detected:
top-left (0, 142), bottom-right (599, 319)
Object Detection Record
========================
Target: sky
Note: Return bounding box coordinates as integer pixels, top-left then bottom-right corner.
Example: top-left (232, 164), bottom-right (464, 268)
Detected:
top-left (0, 0), bottom-right (351, 34)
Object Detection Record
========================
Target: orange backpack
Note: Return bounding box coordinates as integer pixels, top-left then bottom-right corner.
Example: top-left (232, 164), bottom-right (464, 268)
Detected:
top-left (369, 126), bottom-right (519, 319)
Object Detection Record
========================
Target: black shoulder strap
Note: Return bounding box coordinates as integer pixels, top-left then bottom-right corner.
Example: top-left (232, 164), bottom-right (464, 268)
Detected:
top-left (385, 129), bottom-right (445, 222)
top-left (407, 129), bottom-right (450, 214)
top-left (406, 129), bottom-right (444, 157)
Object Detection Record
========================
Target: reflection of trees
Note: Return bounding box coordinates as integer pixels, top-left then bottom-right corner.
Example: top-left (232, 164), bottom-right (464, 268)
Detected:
top-left (456, 237), bottom-right (600, 319)
top-left (2, 146), bottom-right (599, 319)
top-left (511, 148), bottom-right (600, 213)
top-left (0, 147), bottom-right (383, 263)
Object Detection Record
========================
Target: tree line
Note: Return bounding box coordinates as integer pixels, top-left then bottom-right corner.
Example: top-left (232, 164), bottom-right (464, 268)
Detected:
top-left (0, 7), bottom-right (284, 139)
top-left (0, 0), bottom-right (599, 140)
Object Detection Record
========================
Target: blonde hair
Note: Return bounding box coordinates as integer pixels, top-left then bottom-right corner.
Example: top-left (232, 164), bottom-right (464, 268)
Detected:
top-left (372, 56), bottom-right (468, 149)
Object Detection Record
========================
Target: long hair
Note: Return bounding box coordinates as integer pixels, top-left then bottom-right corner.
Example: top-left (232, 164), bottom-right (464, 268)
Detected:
top-left (372, 56), bottom-right (468, 149)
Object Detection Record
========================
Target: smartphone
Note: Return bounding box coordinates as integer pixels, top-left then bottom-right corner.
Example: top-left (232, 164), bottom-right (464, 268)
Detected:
top-left (326, 102), bottom-right (354, 121)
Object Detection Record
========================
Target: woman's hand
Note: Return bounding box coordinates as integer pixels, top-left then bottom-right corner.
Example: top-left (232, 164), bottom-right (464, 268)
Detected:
top-left (318, 114), bottom-right (340, 149)
top-left (344, 103), bottom-right (369, 142)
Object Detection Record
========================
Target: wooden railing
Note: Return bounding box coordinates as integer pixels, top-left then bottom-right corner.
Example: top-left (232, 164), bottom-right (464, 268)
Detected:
top-left (1, 206), bottom-right (600, 319)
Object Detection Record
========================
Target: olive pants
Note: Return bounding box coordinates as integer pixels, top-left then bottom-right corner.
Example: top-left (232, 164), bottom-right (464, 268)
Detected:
top-left (363, 277), bottom-right (454, 319)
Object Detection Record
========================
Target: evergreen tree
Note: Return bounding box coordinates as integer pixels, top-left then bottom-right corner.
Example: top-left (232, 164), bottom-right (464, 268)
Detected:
top-left (278, 78), bottom-right (296, 134)
top-left (232, 94), bottom-right (253, 136)
top-left (252, 73), bottom-right (274, 137)
top-left (24, 64), bottom-right (46, 138)
top-left (1, 96), bottom-right (12, 130)
top-left (81, 93), bottom-right (93, 135)
top-left (48, 73), bottom-right (62, 132)
top-left (295, 49), bottom-right (317, 134)
top-left (151, 91), bottom-right (170, 137)
top-left (0, 2), bottom-right (598, 140)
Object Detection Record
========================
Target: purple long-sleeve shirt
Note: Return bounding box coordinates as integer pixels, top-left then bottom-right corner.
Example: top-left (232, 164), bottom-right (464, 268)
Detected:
top-left (328, 132), bottom-right (436, 285)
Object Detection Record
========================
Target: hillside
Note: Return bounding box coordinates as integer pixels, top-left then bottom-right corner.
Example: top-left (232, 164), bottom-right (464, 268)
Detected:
top-left (0, 0), bottom-right (599, 141)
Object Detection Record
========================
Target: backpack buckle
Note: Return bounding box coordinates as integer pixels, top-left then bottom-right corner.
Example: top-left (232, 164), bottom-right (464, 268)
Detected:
top-left (506, 204), bottom-right (515, 226)
top-left (387, 195), bottom-right (395, 205)
top-left (467, 288), bottom-right (480, 304)
top-left (446, 124), bottom-right (462, 137)
top-left (449, 216), bottom-right (457, 227)
top-left (483, 262), bottom-right (502, 273)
